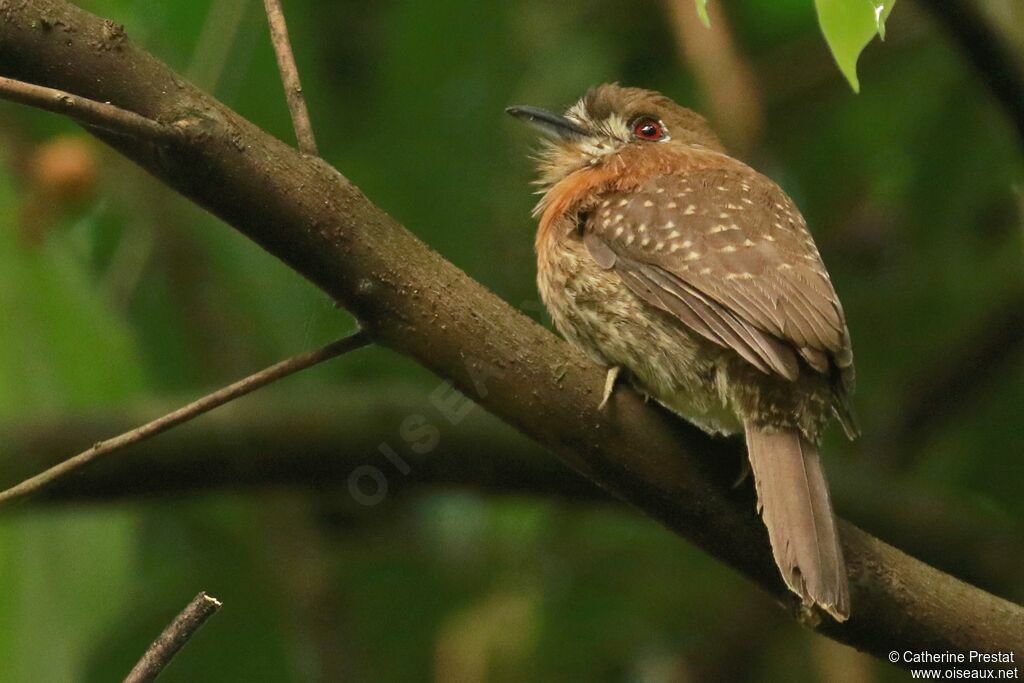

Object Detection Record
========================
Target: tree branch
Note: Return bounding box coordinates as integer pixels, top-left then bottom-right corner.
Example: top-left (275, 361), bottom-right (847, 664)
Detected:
top-left (6, 394), bottom-right (1021, 601)
top-left (1, 392), bottom-right (607, 504)
top-left (0, 332), bottom-right (369, 506)
top-left (124, 592), bottom-right (222, 683)
top-left (0, 75), bottom-right (174, 141)
top-left (262, 0), bottom-right (318, 154)
top-left (664, 0), bottom-right (764, 152)
top-left (1, 0), bottom-right (1021, 663)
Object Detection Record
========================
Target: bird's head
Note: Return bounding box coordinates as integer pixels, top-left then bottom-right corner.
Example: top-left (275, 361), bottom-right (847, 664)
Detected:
top-left (507, 83), bottom-right (725, 189)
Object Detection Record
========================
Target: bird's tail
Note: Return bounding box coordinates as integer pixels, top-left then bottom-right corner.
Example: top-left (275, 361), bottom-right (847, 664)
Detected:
top-left (744, 421), bottom-right (850, 621)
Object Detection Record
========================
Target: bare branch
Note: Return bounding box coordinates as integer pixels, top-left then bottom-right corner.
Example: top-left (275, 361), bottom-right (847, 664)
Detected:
top-left (664, 0), bottom-right (763, 152)
top-left (7, 395), bottom-right (1022, 599)
top-left (124, 592), bottom-right (222, 683)
top-left (0, 332), bottom-right (369, 507)
top-left (0, 75), bottom-right (173, 141)
top-left (1, 0), bottom-right (1021, 663)
top-left (262, 0), bottom-right (318, 154)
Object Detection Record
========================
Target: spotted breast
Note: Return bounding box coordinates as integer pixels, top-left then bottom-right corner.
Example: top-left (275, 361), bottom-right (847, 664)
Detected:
top-left (537, 162), bottom-right (856, 442)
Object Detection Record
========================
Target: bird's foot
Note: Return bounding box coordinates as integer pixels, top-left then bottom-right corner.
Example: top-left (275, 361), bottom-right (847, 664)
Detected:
top-left (731, 458), bottom-right (752, 488)
top-left (598, 366), bottom-right (621, 410)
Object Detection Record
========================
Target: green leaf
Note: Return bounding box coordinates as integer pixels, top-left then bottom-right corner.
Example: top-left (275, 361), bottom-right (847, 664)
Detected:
top-left (814, 0), bottom-right (895, 92)
top-left (694, 0), bottom-right (710, 28)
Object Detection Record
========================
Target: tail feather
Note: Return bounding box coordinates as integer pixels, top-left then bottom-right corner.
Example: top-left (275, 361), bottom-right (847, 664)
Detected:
top-left (832, 365), bottom-right (860, 441)
top-left (744, 422), bottom-right (850, 621)
top-left (832, 388), bottom-right (861, 441)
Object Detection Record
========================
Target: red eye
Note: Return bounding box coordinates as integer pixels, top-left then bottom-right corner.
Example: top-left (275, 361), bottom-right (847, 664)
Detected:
top-left (632, 118), bottom-right (665, 141)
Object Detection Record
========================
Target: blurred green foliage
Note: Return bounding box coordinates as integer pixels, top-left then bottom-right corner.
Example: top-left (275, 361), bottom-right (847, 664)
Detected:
top-left (695, 0), bottom-right (711, 28)
top-left (1, 0), bottom-right (1022, 680)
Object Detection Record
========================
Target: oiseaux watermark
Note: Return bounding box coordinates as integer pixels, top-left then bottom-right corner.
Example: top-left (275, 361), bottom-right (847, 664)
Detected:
top-left (347, 353), bottom-right (504, 505)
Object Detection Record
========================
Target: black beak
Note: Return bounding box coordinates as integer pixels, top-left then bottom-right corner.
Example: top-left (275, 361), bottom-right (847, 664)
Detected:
top-left (505, 105), bottom-right (589, 140)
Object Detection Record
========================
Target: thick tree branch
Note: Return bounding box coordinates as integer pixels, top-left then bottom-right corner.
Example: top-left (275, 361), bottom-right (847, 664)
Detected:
top-left (6, 394), bottom-right (1022, 601)
top-left (1, 0), bottom-right (1021, 663)
top-left (0, 392), bottom-right (609, 504)
top-left (0, 332), bottom-right (369, 506)
top-left (124, 592), bottom-right (222, 683)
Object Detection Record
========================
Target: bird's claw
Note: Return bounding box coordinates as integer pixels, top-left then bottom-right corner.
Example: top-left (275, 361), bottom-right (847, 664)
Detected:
top-left (598, 366), bottom-right (621, 410)
top-left (731, 459), bottom-right (752, 488)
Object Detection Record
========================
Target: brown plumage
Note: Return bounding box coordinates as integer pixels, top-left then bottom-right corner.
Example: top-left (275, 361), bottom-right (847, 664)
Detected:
top-left (509, 84), bottom-right (856, 620)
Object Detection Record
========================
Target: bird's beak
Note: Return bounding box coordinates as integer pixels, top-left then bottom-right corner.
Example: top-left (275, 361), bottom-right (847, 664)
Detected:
top-left (505, 105), bottom-right (589, 140)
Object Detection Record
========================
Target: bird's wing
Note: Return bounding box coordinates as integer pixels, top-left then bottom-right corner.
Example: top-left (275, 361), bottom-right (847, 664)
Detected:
top-left (583, 167), bottom-right (853, 385)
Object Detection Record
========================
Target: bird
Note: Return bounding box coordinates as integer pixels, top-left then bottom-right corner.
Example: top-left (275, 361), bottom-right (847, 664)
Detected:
top-left (507, 84), bottom-right (857, 621)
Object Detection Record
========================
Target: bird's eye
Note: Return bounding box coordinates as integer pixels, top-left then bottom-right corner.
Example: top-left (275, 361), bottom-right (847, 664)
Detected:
top-left (632, 118), bottom-right (666, 141)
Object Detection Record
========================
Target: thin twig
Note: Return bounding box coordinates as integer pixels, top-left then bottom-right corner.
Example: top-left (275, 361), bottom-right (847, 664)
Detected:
top-left (0, 76), bottom-right (173, 142)
top-left (262, 0), bottom-right (318, 154)
top-left (0, 331), bottom-right (370, 507)
top-left (124, 592), bottom-right (222, 683)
